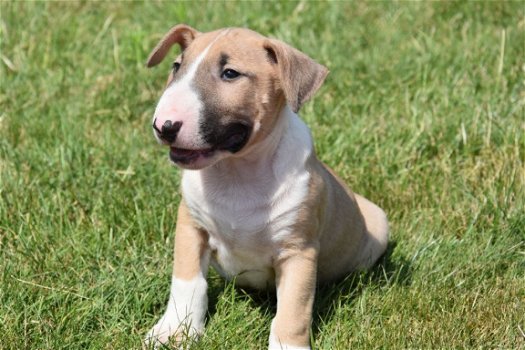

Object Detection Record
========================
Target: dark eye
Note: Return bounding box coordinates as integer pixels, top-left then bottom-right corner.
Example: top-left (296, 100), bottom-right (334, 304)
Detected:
top-left (221, 69), bottom-right (241, 80)
top-left (173, 62), bottom-right (181, 72)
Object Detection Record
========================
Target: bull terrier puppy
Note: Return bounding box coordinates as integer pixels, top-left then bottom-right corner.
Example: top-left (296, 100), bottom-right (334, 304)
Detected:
top-left (144, 24), bottom-right (388, 350)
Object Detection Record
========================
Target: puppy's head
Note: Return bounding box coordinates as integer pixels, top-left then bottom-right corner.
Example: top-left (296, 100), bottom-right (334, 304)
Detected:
top-left (147, 24), bottom-right (328, 170)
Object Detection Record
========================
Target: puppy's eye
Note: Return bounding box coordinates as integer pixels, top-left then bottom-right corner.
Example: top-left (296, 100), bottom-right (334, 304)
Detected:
top-left (173, 62), bottom-right (181, 72)
top-left (221, 69), bottom-right (241, 80)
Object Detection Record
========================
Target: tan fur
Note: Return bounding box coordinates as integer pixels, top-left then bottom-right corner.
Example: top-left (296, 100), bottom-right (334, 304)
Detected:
top-left (272, 246), bottom-right (318, 347)
top-left (276, 151), bottom-right (387, 278)
top-left (192, 29), bottom-right (287, 154)
top-left (270, 153), bottom-right (388, 347)
top-left (263, 38), bottom-right (329, 113)
top-left (172, 201), bottom-right (209, 280)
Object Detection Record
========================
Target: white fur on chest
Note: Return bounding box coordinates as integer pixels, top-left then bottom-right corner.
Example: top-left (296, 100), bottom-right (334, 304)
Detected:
top-left (181, 109), bottom-right (312, 289)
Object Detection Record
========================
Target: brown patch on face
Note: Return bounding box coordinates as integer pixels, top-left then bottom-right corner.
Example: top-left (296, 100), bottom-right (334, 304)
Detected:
top-left (190, 29), bottom-right (286, 153)
top-left (162, 30), bottom-right (227, 87)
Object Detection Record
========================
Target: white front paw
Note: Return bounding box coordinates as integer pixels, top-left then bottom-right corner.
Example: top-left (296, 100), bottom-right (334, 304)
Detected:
top-left (144, 315), bottom-right (202, 348)
top-left (144, 318), bottom-right (179, 347)
top-left (145, 276), bottom-right (208, 348)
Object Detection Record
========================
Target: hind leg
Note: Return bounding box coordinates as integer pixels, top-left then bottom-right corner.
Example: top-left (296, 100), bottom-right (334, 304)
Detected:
top-left (354, 194), bottom-right (389, 269)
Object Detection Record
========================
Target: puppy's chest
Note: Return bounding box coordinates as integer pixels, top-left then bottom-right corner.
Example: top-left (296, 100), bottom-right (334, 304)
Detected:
top-left (181, 169), bottom-right (309, 288)
top-left (183, 173), bottom-right (292, 245)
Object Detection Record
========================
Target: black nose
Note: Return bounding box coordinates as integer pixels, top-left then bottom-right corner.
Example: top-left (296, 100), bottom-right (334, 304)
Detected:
top-left (153, 119), bottom-right (182, 143)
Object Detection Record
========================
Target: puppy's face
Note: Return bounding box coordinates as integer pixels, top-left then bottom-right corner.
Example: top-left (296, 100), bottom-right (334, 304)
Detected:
top-left (148, 25), bottom-right (328, 170)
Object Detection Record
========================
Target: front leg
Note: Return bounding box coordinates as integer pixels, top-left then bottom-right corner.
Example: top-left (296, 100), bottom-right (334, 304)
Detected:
top-left (269, 245), bottom-right (319, 350)
top-left (145, 201), bottom-right (210, 346)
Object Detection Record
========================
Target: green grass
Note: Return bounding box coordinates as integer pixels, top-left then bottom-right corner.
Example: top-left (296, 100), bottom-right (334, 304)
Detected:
top-left (1, 1), bottom-right (524, 349)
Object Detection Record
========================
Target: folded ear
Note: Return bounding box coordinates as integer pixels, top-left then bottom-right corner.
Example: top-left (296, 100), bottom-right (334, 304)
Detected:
top-left (146, 24), bottom-right (200, 68)
top-left (263, 38), bottom-right (329, 113)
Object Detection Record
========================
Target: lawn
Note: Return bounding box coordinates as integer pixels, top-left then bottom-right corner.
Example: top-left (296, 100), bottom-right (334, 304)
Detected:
top-left (1, 1), bottom-right (524, 349)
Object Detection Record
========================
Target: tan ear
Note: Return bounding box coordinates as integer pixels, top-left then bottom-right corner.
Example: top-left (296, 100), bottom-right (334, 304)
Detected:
top-left (146, 24), bottom-right (200, 68)
top-left (263, 38), bottom-right (329, 113)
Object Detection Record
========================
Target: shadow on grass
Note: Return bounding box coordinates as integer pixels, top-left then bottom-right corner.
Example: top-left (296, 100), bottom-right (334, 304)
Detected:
top-left (311, 239), bottom-right (413, 338)
top-left (206, 273), bottom-right (278, 319)
top-left (205, 239), bottom-right (413, 341)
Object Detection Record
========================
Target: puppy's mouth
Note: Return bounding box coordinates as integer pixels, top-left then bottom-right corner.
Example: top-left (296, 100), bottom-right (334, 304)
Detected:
top-left (169, 147), bottom-right (215, 165)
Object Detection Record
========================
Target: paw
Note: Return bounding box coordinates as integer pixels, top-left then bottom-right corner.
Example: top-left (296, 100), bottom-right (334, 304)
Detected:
top-left (145, 276), bottom-right (208, 348)
top-left (268, 342), bottom-right (311, 350)
top-left (144, 317), bottom-right (201, 349)
top-left (144, 319), bottom-right (178, 347)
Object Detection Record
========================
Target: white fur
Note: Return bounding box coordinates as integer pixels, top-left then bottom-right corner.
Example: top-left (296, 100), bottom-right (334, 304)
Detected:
top-left (269, 320), bottom-right (311, 350)
top-left (181, 107), bottom-right (312, 289)
top-left (145, 275), bottom-right (208, 346)
top-left (152, 30), bottom-right (229, 149)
